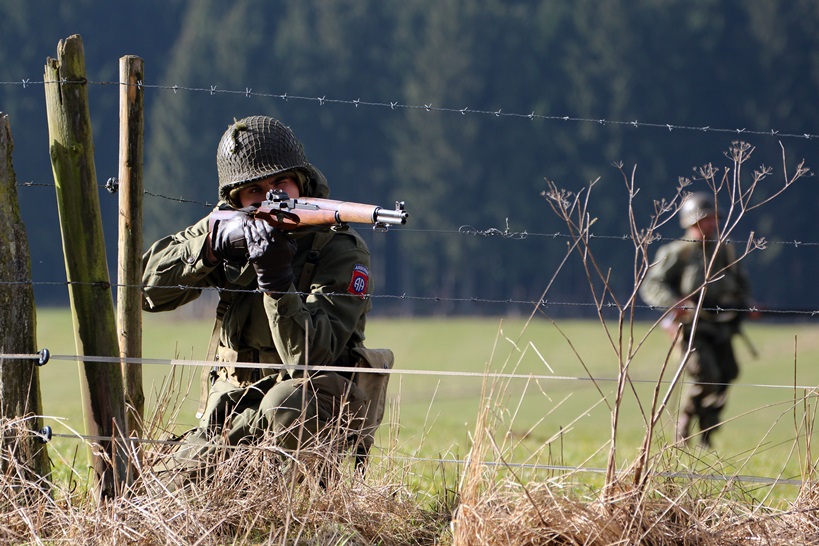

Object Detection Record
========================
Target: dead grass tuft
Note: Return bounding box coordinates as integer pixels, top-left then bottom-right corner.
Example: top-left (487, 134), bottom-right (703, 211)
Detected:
top-left (7, 417), bottom-right (815, 545)
top-left (1, 416), bottom-right (449, 545)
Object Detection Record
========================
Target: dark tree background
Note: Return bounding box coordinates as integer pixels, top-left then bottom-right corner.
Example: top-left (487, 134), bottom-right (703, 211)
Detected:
top-left (1, 0), bottom-right (817, 316)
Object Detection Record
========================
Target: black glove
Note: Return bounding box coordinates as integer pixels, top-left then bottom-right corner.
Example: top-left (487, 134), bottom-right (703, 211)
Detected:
top-left (244, 220), bottom-right (296, 294)
top-left (209, 211), bottom-right (251, 264)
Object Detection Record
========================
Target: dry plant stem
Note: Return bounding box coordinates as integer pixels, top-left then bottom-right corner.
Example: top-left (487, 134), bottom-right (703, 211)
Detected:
top-left (633, 326), bottom-right (681, 489)
top-left (800, 387), bottom-right (816, 480)
top-left (453, 372), bottom-right (491, 543)
top-left (517, 232), bottom-right (580, 338)
top-left (545, 178), bottom-right (644, 497)
top-left (281, 320), bottom-right (313, 545)
top-left (456, 323), bottom-right (502, 493)
top-left (486, 431), bottom-right (549, 529)
top-left (619, 164), bottom-right (687, 489)
top-left (791, 335), bottom-right (818, 490)
top-left (528, 225), bottom-right (615, 410)
top-left (546, 318), bottom-right (611, 411)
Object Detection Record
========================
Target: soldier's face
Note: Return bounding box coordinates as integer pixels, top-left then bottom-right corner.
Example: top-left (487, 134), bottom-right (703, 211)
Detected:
top-left (237, 174), bottom-right (301, 207)
top-left (691, 215), bottom-right (718, 239)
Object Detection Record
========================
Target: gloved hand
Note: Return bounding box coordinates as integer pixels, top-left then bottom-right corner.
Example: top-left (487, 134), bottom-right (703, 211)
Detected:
top-left (209, 211), bottom-right (251, 264)
top-left (244, 220), bottom-right (296, 294)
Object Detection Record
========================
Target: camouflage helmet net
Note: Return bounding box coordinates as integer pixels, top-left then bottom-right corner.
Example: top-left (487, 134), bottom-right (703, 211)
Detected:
top-left (216, 116), bottom-right (321, 203)
top-left (679, 191), bottom-right (717, 228)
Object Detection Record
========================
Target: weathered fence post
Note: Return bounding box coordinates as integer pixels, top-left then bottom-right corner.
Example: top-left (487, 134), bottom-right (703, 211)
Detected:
top-left (43, 34), bottom-right (128, 498)
top-left (0, 112), bottom-right (50, 483)
top-left (118, 55), bottom-right (145, 439)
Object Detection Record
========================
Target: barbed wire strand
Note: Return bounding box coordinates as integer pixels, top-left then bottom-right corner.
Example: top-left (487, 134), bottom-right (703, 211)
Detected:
top-left (5, 78), bottom-right (818, 141)
top-left (1, 279), bottom-right (816, 316)
top-left (15, 180), bottom-right (819, 249)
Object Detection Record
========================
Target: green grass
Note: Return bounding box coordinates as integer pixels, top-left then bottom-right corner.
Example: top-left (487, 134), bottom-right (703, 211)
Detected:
top-left (35, 307), bottom-right (819, 504)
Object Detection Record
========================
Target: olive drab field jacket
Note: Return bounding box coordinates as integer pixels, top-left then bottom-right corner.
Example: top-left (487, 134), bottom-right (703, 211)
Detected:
top-left (141, 211), bottom-right (373, 379)
top-left (640, 239), bottom-right (752, 332)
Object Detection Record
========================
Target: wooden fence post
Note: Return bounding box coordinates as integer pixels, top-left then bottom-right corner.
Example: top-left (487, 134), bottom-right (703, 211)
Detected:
top-left (118, 55), bottom-right (145, 439)
top-left (43, 34), bottom-right (128, 498)
top-left (0, 112), bottom-right (50, 483)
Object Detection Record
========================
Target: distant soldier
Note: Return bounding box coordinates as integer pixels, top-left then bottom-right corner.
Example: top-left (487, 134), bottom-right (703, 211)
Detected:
top-left (640, 192), bottom-right (754, 448)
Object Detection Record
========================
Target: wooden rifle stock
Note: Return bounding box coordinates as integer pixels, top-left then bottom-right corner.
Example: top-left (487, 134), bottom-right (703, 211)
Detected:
top-left (254, 190), bottom-right (409, 230)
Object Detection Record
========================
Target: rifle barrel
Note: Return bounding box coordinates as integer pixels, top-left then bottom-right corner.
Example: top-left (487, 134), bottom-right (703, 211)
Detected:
top-left (373, 207), bottom-right (409, 225)
top-left (299, 198), bottom-right (409, 226)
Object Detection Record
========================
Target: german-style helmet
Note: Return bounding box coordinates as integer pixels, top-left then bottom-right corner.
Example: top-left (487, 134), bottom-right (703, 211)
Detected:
top-left (679, 192), bottom-right (717, 228)
top-left (216, 116), bottom-right (326, 204)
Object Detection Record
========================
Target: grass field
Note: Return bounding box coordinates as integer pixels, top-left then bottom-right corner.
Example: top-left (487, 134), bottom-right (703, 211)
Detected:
top-left (35, 307), bottom-right (819, 505)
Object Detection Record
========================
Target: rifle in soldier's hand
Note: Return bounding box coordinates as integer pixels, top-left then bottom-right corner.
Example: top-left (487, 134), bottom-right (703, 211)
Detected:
top-left (256, 189), bottom-right (408, 231)
top-left (211, 190), bottom-right (408, 232)
top-left (207, 190), bottom-right (409, 264)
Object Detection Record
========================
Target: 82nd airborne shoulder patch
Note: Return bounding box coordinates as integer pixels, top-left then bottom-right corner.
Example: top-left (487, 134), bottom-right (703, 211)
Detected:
top-left (347, 264), bottom-right (369, 299)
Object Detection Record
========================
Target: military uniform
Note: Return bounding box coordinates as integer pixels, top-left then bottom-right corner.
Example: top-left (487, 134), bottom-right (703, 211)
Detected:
top-left (142, 116), bottom-right (376, 478)
top-left (640, 237), bottom-right (752, 446)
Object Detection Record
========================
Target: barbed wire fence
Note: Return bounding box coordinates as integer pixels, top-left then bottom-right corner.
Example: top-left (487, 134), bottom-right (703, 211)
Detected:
top-left (3, 78), bottom-right (818, 488)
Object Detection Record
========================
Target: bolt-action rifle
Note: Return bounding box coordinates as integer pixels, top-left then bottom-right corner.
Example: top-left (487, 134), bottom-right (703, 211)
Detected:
top-left (210, 189), bottom-right (409, 237)
top-left (256, 189), bottom-right (409, 231)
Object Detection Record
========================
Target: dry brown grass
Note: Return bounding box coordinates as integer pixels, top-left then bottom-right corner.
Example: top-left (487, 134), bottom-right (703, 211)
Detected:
top-left (2, 417), bottom-right (447, 545)
top-left (5, 405), bottom-right (819, 545)
top-left (450, 474), bottom-right (819, 545)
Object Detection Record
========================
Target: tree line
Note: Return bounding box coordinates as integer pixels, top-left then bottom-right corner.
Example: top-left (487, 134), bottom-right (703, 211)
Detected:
top-left (1, 0), bottom-right (817, 315)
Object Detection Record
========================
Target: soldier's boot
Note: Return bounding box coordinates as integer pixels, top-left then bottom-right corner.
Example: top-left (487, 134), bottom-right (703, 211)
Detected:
top-left (699, 411), bottom-right (720, 449)
top-left (700, 429), bottom-right (712, 449)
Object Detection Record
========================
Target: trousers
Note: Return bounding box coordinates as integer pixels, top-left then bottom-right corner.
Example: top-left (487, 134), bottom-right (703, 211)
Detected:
top-left (679, 324), bottom-right (739, 442)
top-left (168, 371), bottom-right (367, 477)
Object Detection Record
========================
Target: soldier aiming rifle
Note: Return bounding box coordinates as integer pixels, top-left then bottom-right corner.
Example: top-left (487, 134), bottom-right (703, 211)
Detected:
top-left (142, 116), bottom-right (402, 488)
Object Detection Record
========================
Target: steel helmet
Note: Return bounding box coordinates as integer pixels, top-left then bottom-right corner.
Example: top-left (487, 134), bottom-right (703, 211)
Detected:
top-left (216, 116), bottom-right (329, 206)
top-left (679, 192), bottom-right (717, 228)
